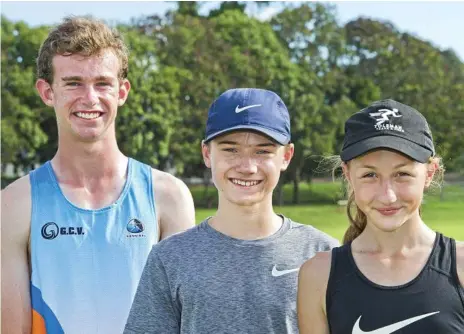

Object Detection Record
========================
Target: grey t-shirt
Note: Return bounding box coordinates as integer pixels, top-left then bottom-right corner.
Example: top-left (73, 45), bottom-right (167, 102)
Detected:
top-left (124, 216), bottom-right (339, 334)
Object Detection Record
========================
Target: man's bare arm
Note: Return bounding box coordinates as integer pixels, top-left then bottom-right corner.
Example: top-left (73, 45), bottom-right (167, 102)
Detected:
top-left (152, 170), bottom-right (195, 240)
top-left (1, 176), bottom-right (32, 334)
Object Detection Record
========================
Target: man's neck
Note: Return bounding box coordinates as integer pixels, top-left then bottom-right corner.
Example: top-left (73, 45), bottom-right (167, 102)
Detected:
top-left (52, 136), bottom-right (127, 184)
top-left (210, 197), bottom-right (283, 240)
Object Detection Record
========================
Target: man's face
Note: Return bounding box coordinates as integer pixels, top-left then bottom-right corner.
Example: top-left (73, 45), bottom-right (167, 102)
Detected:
top-left (202, 131), bottom-right (294, 207)
top-left (36, 49), bottom-right (130, 142)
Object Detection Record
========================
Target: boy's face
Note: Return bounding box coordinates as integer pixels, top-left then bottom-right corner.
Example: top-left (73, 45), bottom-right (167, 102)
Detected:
top-left (202, 131), bottom-right (294, 207)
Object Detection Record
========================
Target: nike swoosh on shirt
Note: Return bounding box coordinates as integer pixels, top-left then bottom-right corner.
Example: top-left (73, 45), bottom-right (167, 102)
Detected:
top-left (271, 265), bottom-right (300, 277)
top-left (352, 311), bottom-right (439, 334)
top-left (235, 104), bottom-right (262, 113)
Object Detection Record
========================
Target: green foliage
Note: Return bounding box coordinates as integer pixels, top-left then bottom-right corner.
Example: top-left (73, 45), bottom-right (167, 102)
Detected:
top-left (2, 2), bottom-right (464, 188)
top-left (1, 17), bottom-right (51, 173)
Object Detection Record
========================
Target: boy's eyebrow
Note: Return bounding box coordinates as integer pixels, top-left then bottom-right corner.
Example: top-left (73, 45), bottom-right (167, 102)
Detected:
top-left (217, 140), bottom-right (277, 147)
top-left (217, 140), bottom-right (238, 145)
top-left (256, 143), bottom-right (277, 147)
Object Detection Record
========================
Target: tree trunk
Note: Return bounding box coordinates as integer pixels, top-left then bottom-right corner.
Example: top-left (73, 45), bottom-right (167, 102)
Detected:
top-left (202, 169), bottom-right (211, 208)
top-left (292, 166), bottom-right (301, 204)
top-left (274, 179), bottom-right (285, 206)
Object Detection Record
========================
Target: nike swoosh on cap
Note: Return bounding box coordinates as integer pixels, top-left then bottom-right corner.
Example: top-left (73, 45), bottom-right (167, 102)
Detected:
top-left (352, 311), bottom-right (439, 334)
top-left (235, 104), bottom-right (262, 113)
top-left (271, 265), bottom-right (300, 277)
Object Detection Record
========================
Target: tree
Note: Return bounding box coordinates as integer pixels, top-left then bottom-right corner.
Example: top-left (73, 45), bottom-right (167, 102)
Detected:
top-left (344, 17), bottom-right (464, 171)
top-left (1, 17), bottom-right (50, 177)
top-left (271, 3), bottom-right (347, 203)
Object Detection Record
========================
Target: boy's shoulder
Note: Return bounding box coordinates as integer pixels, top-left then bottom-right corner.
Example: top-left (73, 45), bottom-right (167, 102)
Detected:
top-left (155, 223), bottom-right (204, 251)
top-left (152, 220), bottom-right (217, 262)
top-left (286, 218), bottom-right (340, 249)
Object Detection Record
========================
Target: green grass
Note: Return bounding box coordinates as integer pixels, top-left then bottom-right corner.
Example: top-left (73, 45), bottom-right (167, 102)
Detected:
top-left (189, 181), bottom-right (346, 208)
top-left (194, 182), bottom-right (464, 242)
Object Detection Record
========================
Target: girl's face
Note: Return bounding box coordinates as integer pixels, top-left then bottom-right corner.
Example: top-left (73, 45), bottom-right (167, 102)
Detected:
top-left (343, 149), bottom-right (436, 233)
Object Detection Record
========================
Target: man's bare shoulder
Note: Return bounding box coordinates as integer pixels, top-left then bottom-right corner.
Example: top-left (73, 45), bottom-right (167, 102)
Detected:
top-left (150, 168), bottom-right (195, 239)
top-left (2, 175), bottom-right (31, 211)
top-left (1, 175), bottom-right (31, 241)
top-left (151, 168), bottom-right (190, 198)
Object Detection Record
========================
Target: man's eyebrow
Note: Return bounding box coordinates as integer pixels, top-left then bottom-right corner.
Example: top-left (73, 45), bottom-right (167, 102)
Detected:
top-left (61, 76), bottom-right (82, 81)
top-left (61, 76), bottom-right (114, 81)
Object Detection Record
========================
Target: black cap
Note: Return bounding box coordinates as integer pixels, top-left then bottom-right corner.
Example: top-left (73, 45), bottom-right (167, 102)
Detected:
top-left (341, 99), bottom-right (435, 163)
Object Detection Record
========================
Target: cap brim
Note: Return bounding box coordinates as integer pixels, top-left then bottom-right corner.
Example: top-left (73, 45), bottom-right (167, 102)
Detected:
top-left (341, 135), bottom-right (432, 163)
top-left (205, 125), bottom-right (290, 145)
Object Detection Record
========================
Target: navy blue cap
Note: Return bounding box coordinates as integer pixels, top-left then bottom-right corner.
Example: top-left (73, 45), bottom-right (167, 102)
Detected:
top-left (341, 99), bottom-right (435, 163)
top-left (204, 88), bottom-right (291, 145)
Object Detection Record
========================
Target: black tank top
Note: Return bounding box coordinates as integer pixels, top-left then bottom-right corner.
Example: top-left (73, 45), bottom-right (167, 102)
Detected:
top-left (326, 233), bottom-right (464, 333)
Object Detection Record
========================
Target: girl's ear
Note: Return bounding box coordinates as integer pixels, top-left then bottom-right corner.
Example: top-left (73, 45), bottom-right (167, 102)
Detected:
top-left (342, 162), bottom-right (352, 186)
top-left (424, 160), bottom-right (437, 188)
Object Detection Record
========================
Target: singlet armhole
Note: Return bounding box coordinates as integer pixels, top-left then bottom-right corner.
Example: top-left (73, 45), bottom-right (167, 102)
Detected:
top-left (29, 171), bottom-right (40, 249)
top-left (147, 165), bottom-right (158, 239)
top-left (450, 239), bottom-right (464, 308)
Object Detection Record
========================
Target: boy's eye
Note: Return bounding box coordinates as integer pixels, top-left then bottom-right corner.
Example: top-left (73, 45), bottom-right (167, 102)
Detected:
top-left (66, 82), bottom-right (80, 86)
top-left (257, 150), bottom-right (271, 155)
top-left (96, 82), bottom-right (111, 86)
top-left (222, 148), bottom-right (237, 153)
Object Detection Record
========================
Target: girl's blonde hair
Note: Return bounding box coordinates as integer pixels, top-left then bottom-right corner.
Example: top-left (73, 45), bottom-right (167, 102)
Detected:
top-left (319, 154), bottom-right (445, 244)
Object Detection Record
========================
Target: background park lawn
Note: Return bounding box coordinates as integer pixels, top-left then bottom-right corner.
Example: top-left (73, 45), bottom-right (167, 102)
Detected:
top-left (192, 182), bottom-right (464, 242)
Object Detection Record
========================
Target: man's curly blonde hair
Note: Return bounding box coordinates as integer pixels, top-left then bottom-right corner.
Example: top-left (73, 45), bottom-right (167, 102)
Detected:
top-left (36, 16), bottom-right (129, 83)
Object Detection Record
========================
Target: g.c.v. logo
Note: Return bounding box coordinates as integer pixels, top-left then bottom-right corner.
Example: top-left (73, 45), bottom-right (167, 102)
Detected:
top-left (41, 222), bottom-right (85, 240)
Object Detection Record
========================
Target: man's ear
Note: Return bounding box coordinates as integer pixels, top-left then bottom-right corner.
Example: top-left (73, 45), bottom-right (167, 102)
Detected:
top-left (201, 140), bottom-right (212, 168)
top-left (36, 79), bottom-right (55, 107)
top-left (118, 78), bottom-right (131, 106)
top-left (280, 143), bottom-right (294, 172)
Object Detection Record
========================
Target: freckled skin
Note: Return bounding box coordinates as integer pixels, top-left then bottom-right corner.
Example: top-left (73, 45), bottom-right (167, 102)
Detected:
top-left (37, 50), bottom-right (130, 145)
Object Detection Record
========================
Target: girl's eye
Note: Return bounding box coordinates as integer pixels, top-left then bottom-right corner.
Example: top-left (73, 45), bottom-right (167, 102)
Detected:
top-left (362, 172), bottom-right (376, 178)
top-left (396, 172), bottom-right (412, 177)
